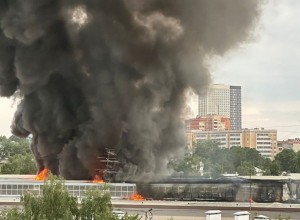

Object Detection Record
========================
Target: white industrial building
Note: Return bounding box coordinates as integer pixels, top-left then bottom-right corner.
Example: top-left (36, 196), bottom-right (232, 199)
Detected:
top-left (0, 175), bottom-right (136, 202)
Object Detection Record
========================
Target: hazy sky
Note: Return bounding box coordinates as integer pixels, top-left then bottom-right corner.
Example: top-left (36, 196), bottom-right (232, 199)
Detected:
top-left (211, 0), bottom-right (300, 140)
top-left (1, 0), bottom-right (300, 140)
top-left (186, 0), bottom-right (300, 140)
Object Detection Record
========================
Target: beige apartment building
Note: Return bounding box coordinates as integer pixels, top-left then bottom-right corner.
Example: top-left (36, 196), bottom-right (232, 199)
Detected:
top-left (187, 128), bottom-right (277, 160)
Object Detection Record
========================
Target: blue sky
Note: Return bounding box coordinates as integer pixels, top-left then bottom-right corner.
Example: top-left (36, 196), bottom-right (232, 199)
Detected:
top-left (1, 0), bottom-right (300, 140)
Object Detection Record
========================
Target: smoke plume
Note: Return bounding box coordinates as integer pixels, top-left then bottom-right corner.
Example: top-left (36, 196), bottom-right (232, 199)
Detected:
top-left (0, 0), bottom-right (261, 181)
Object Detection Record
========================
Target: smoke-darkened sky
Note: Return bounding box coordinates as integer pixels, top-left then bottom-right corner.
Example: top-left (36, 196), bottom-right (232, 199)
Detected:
top-left (1, 1), bottom-right (298, 143)
top-left (0, 0), bottom-right (260, 180)
top-left (0, 0), bottom-right (300, 144)
top-left (1, 1), bottom-right (298, 142)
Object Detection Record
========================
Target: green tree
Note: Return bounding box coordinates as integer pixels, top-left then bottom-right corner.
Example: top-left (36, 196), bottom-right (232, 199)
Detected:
top-left (193, 140), bottom-right (225, 176)
top-left (80, 190), bottom-right (118, 220)
top-left (269, 160), bottom-right (281, 175)
top-left (262, 158), bottom-right (272, 175)
top-left (0, 153), bottom-right (36, 174)
top-left (0, 174), bottom-right (140, 220)
top-left (295, 151), bottom-right (300, 172)
top-left (275, 149), bottom-right (297, 173)
top-left (0, 135), bottom-right (35, 175)
top-left (206, 161), bottom-right (225, 178)
top-left (169, 140), bottom-right (270, 177)
top-left (194, 140), bottom-right (219, 159)
top-left (237, 161), bottom-right (256, 176)
top-left (168, 152), bottom-right (202, 174)
top-left (228, 146), bottom-right (264, 170)
top-left (210, 148), bottom-right (235, 173)
top-left (262, 158), bottom-right (281, 176)
top-left (243, 148), bottom-right (265, 168)
top-left (0, 135), bottom-right (31, 160)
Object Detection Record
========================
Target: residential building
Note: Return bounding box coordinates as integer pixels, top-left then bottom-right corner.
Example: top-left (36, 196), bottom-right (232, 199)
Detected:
top-left (198, 84), bottom-right (241, 130)
top-left (243, 128), bottom-right (277, 159)
top-left (185, 115), bottom-right (230, 131)
top-left (187, 128), bottom-right (277, 160)
top-left (277, 138), bottom-right (300, 152)
top-left (186, 131), bottom-right (196, 149)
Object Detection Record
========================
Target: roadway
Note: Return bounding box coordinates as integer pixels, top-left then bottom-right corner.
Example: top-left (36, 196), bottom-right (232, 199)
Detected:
top-left (112, 200), bottom-right (300, 220)
top-left (1, 200), bottom-right (300, 219)
top-left (116, 208), bottom-right (299, 220)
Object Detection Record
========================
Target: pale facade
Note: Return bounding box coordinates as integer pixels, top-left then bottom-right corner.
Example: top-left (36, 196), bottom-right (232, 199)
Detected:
top-left (293, 143), bottom-right (300, 152)
top-left (198, 84), bottom-right (241, 130)
top-left (199, 84), bottom-right (230, 117)
top-left (189, 128), bottom-right (277, 160)
top-left (278, 138), bottom-right (300, 152)
top-left (186, 132), bottom-right (196, 150)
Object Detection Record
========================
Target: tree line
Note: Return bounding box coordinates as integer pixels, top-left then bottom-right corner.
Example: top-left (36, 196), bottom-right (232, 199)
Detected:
top-left (0, 135), bottom-right (36, 174)
top-left (168, 140), bottom-right (300, 177)
top-left (1, 136), bottom-right (300, 176)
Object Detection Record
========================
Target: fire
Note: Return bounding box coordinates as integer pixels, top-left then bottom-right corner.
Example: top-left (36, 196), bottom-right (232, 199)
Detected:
top-left (35, 168), bottom-right (48, 180)
top-left (130, 193), bottom-right (145, 201)
top-left (92, 174), bottom-right (104, 183)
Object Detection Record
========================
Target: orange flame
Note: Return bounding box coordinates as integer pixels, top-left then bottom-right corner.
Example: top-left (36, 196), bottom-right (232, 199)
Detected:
top-left (92, 174), bottom-right (104, 183)
top-left (35, 168), bottom-right (48, 180)
top-left (130, 193), bottom-right (145, 201)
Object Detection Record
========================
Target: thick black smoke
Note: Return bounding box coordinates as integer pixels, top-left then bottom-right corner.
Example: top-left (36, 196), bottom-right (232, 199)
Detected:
top-left (0, 0), bottom-right (261, 180)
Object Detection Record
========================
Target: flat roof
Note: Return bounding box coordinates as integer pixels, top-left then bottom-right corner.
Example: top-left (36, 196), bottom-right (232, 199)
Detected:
top-left (241, 175), bottom-right (300, 181)
top-left (0, 175), bottom-right (135, 186)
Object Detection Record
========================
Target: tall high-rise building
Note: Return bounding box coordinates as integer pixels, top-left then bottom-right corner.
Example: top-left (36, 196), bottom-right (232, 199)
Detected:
top-left (230, 86), bottom-right (242, 130)
top-left (198, 84), bottom-right (241, 130)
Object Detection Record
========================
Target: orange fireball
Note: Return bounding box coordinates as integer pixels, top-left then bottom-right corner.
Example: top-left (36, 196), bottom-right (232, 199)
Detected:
top-left (92, 174), bottom-right (105, 183)
top-left (130, 193), bottom-right (145, 201)
top-left (35, 168), bottom-right (48, 180)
